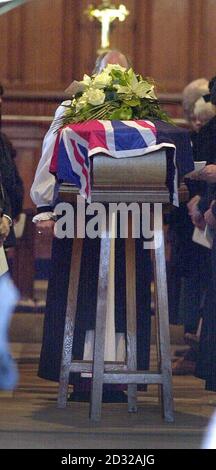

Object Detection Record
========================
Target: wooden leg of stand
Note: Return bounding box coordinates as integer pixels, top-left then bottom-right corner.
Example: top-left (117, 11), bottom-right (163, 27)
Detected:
top-left (154, 212), bottom-right (174, 423)
top-left (125, 215), bottom-right (137, 413)
top-left (58, 237), bottom-right (83, 408)
top-left (152, 252), bottom-right (162, 406)
top-left (90, 233), bottom-right (111, 422)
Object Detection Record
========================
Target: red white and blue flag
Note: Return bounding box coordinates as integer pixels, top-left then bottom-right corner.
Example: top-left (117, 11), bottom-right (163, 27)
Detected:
top-left (49, 119), bottom-right (194, 204)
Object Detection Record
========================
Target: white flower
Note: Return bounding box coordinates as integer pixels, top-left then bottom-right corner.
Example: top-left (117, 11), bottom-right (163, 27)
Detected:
top-left (86, 88), bottom-right (106, 106)
top-left (75, 87), bottom-right (106, 112)
top-left (75, 93), bottom-right (88, 112)
top-left (104, 64), bottom-right (127, 73)
top-left (114, 68), bottom-right (156, 99)
top-left (137, 82), bottom-right (156, 100)
top-left (92, 71), bottom-right (112, 89)
top-left (67, 75), bottom-right (92, 97)
top-left (81, 74), bottom-right (92, 87)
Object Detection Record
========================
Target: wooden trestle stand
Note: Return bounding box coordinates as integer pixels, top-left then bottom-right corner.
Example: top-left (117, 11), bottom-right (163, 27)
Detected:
top-left (57, 150), bottom-right (175, 423)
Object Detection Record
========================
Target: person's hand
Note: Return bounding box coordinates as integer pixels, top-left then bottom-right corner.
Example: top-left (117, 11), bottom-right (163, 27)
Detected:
top-left (204, 208), bottom-right (216, 229)
top-left (0, 216), bottom-right (11, 246)
top-left (191, 211), bottom-right (206, 230)
top-left (204, 201), bottom-right (216, 229)
top-left (36, 220), bottom-right (55, 238)
top-left (187, 195), bottom-right (201, 213)
top-left (187, 198), bottom-right (206, 229)
top-left (198, 165), bottom-right (216, 183)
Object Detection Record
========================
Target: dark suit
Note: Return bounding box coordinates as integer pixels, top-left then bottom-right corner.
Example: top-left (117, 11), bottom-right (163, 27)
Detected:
top-left (195, 116), bottom-right (216, 391)
top-left (167, 127), bottom-right (212, 330)
top-left (0, 170), bottom-right (11, 218)
top-left (0, 132), bottom-right (24, 246)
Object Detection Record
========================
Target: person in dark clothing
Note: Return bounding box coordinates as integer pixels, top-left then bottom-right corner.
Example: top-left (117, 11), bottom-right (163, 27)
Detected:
top-left (169, 79), bottom-right (215, 374)
top-left (0, 170), bottom-right (12, 245)
top-left (168, 79), bottom-right (214, 337)
top-left (31, 51), bottom-right (152, 403)
top-left (0, 84), bottom-right (24, 247)
top-left (0, 133), bottom-right (23, 220)
top-left (188, 76), bottom-right (216, 391)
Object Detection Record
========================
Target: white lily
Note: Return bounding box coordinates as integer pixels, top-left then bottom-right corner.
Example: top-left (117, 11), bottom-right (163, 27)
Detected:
top-left (86, 88), bottom-right (106, 106)
top-left (92, 71), bottom-right (112, 89)
top-left (79, 74), bottom-right (92, 89)
top-left (75, 93), bottom-right (88, 112)
top-left (104, 63), bottom-right (127, 73)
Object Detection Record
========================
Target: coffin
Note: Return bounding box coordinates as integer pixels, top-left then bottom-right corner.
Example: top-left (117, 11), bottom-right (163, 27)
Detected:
top-left (59, 149), bottom-right (174, 204)
top-left (92, 150), bottom-right (167, 188)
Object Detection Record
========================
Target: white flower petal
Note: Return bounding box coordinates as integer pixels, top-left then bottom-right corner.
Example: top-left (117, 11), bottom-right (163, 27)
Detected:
top-left (86, 89), bottom-right (106, 106)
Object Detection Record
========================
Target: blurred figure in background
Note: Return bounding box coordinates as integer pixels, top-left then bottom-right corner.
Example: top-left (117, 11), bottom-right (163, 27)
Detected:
top-left (193, 96), bottom-right (215, 132)
top-left (202, 410), bottom-right (216, 449)
top-left (0, 274), bottom-right (19, 390)
top-left (0, 168), bottom-right (12, 247)
top-left (0, 83), bottom-right (24, 249)
top-left (0, 170), bottom-right (19, 390)
top-left (182, 78), bottom-right (210, 127)
top-left (92, 49), bottom-right (130, 74)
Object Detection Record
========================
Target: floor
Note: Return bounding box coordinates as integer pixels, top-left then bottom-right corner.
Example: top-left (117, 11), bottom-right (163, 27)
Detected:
top-left (0, 342), bottom-right (215, 449)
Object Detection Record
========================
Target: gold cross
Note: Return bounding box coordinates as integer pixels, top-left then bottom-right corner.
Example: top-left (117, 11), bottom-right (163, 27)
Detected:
top-left (86, 0), bottom-right (129, 51)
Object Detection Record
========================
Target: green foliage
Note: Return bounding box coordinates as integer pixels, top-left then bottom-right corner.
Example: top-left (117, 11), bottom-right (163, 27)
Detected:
top-left (58, 64), bottom-right (173, 128)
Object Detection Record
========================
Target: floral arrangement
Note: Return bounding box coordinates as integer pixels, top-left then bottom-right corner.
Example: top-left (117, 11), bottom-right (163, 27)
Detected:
top-left (60, 64), bottom-right (171, 127)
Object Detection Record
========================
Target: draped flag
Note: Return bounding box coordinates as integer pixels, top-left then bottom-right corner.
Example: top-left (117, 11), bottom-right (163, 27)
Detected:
top-left (49, 119), bottom-right (194, 204)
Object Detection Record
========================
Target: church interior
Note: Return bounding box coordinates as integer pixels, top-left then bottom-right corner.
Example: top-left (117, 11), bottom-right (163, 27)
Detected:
top-left (1, 0), bottom-right (216, 450)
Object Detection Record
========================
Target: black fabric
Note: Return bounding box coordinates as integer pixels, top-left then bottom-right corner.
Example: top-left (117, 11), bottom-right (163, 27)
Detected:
top-left (188, 131), bottom-right (208, 199)
top-left (0, 169), bottom-right (15, 246)
top-left (37, 206), bottom-right (53, 214)
top-left (168, 204), bottom-right (211, 278)
top-left (194, 116), bottom-right (216, 165)
top-left (0, 170), bottom-right (11, 218)
top-left (0, 133), bottom-right (24, 219)
top-left (196, 117), bottom-right (216, 214)
top-left (211, 201), bottom-right (216, 218)
top-left (167, 125), bottom-right (214, 326)
top-left (153, 119), bottom-right (194, 180)
top-left (209, 76), bottom-right (216, 105)
top-left (195, 237), bottom-right (216, 391)
top-left (167, 202), bottom-right (211, 328)
top-left (168, 126), bottom-right (213, 275)
top-left (0, 132), bottom-right (24, 247)
top-left (192, 115), bottom-right (216, 391)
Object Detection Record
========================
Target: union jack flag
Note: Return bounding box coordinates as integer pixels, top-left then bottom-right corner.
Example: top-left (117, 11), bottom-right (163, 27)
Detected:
top-left (49, 119), bottom-right (194, 204)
